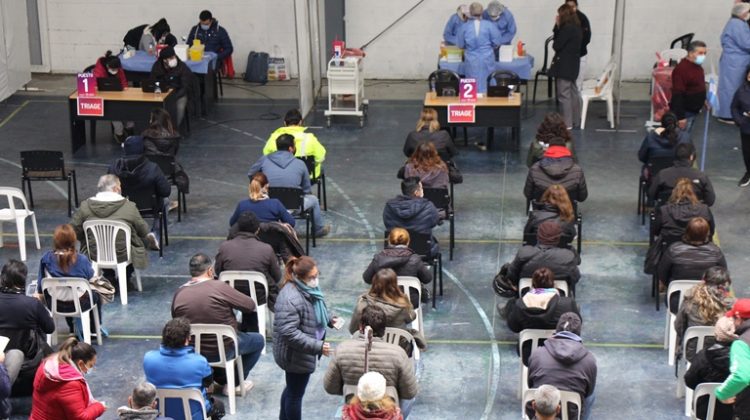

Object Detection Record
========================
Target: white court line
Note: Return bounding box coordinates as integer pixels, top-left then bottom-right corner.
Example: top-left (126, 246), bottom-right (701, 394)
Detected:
top-left (200, 118), bottom-right (266, 143)
top-left (328, 178), bottom-right (378, 254)
top-left (0, 157), bottom-right (68, 199)
top-left (326, 209), bottom-right (368, 226)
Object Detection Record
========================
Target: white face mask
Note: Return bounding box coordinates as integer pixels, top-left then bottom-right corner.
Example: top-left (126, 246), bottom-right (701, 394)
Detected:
top-left (307, 277), bottom-right (319, 288)
top-left (167, 58), bottom-right (178, 68)
top-left (107, 68), bottom-right (118, 75)
top-left (200, 24), bottom-right (210, 31)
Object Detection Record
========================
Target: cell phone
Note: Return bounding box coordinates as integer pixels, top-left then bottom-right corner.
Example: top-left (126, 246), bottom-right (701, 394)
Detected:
top-left (332, 317), bottom-right (345, 330)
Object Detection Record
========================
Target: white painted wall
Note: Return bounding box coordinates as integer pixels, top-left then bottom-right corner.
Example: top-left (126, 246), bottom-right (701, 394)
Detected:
top-left (43, 0), bottom-right (299, 75)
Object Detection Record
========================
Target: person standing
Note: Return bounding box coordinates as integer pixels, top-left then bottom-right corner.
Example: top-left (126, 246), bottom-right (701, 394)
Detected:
top-left (456, 2), bottom-right (502, 94)
top-left (670, 41), bottom-right (708, 134)
top-left (562, 1), bottom-right (591, 90)
top-left (731, 67), bottom-right (750, 186)
top-left (443, 4), bottom-right (470, 46)
top-left (483, 1), bottom-right (517, 46)
top-left (187, 10), bottom-right (234, 66)
top-left (718, 3), bottom-right (750, 123)
top-left (549, 4), bottom-right (583, 129)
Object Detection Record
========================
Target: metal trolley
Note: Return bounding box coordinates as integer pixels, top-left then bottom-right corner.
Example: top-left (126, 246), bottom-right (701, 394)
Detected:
top-left (325, 56), bottom-right (369, 128)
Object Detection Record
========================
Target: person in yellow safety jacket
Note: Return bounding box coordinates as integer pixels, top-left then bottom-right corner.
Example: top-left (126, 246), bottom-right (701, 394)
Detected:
top-left (263, 109), bottom-right (326, 179)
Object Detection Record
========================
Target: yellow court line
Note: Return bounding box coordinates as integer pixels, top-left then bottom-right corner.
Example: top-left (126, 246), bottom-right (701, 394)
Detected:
top-left (0, 100), bottom-right (29, 129)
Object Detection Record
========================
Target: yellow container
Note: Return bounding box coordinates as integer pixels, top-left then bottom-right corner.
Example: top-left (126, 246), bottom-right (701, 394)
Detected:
top-left (189, 40), bottom-right (204, 61)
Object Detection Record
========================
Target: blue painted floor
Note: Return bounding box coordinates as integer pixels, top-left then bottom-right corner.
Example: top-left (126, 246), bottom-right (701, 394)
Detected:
top-left (1, 91), bottom-right (748, 419)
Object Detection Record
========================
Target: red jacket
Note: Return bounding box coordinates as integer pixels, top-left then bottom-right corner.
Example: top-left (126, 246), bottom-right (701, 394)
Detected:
top-left (30, 357), bottom-right (106, 420)
top-left (92, 56), bottom-right (127, 88)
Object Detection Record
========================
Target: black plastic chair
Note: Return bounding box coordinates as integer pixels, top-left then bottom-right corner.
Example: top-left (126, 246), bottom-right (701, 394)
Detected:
top-left (268, 187), bottom-right (314, 254)
top-left (409, 230), bottom-right (442, 309)
top-left (533, 36), bottom-right (555, 104)
top-left (428, 69), bottom-right (461, 97)
top-left (422, 187), bottom-right (455, 260)
top-left (122, 187), bottom-right (167, 258)
top-left (670, 33), bottom-right (694, 50)
top-left (300, 156), bottom-right (327, 211)
top-left (487, 70), bottom-right (520, 97)
top-left (147, 155), bottom-right (187, 222)
top-left (637, 156), bottom-right (674, 225)
top-left (20, 151), bottom-right (79, 217)
top-left (83, 64), bottom-right (96, 74)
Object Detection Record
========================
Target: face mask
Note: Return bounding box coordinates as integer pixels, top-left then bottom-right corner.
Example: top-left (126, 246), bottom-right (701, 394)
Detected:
top-left (167, 58), bottom-right (178, 68)
top-left (695, 54), bottom-right (706, 66)
top-left (307, 277), bottom-right (319, 288)
top-left (107, 68), bottom-right (118, 75)
top-left (200, 24), bottom-right (210, 31)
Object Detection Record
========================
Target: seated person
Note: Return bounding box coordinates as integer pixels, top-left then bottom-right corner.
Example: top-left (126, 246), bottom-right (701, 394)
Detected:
top-left (685, 316), bottom-right (738, 420)
top-left (362, 228), bottom-right (432, 305)
top-left (403, 142), bottom-right (450, 189)
top-left (248, 134), bottom-right (330, 237)
top-left (504, 221), bottom-right (581, 291)
top-left (92, 50), bottom-right (133, 143)
top-left (502, 267), bottom-right (580, 333)
top-left (524, 136), bottom-right (588, 203)
top-left (142, 108), bottom-right (189, 194)
top-left (383, 178), bottom-right (440, 257)
top-left (524, 184), bottom-right (577, 248)
top-left (653, 177), bottom-right (714, 246)
top-left (137, 18), bottom-right (177, 50)
top-left (230, 172), bottom-right (295, 227)
top-left (116, 381), bottom-right (173, 419)
top-left (527, 113), bottom-right (576, 168)
top-left (150, 47), bottom-right (194, 128)
top-left (341, 372), bottom-right (403, 420)
top-left (674, 267), bottom-right (733, 362)
top-left (528, 385), bottom-right (562, 420)
top-left (214, 211), bottom-right (281, 331)
top-left (637, 112), bottom-right (691, 165)
top-left (403, 108), bottom-right (458, 163)
top-left (649, 142), bottom-right (715, 206)
top-left (187, 10), bottom-right (233, 66)
top-left (443, 4), bottom-right (470, 46)
top-left (0, 260), bottom-right (54, 398)
top-left (658, 217), bottom-right (726, 289)
top-left (144, 318), bottom-right (224, 420)
top-left (172, 253), bottom-right (264, 396)
top-left (483, 1), bottom-right (517, 46)
top-left (324, 305), bottom-right (418, 417)
top-left (263, 109), bottom-right (326, 179)
top-left (350, 268), bottom-right (426, 351)
top-left (70, 174), bottom-right (157, 277)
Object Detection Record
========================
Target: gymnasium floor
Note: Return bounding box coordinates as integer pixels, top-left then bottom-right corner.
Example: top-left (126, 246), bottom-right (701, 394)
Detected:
top-left (1, 79), bottom-right (748, 419)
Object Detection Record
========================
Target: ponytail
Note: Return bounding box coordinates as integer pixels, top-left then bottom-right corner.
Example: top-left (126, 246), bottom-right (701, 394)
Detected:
top-left (281, 256), bottom-right (317, 287)
top-left (660, 112), bottom-right (679, 146)
top-left (57, 337), bottom-right (96, 366)
top-left (248, 172), bottom-right (268, 201)
top-left (53, 224), bottom-right (78, 273)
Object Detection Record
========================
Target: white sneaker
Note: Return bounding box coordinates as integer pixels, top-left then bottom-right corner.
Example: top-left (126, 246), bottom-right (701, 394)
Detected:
top-left (222, 380), bottom-right (254, 396)
top-left (146, 232), bottom-right (160, 250)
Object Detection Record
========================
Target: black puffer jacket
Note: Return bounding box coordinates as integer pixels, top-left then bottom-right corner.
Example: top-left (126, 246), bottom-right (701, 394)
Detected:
top-left (403, 128), bottom-right (458, 162)
top-left (503, 292), bottom-right (580, 333)
top-left (654, 200), bottom-right (714, 245)
top-left (523, 202), bottom-right (577, 248)
top-left (657, 241), bottom-right (727, 285)
top-left (362, 246), bottom-right (432, 285)
top-left (548, 23), bottom-right (582, 81)
top-left (524, 157), bottom-right (588, 202)
top-left (108, 155), bottom-right (171, 199)
top-left (506, 244), bottom-right (581, 287)
top-left (648, 160), bottom-right (716, 206)
top-left (685, 342), bottom-right (734, 420)
top-left (383, 195), bottom-right (439, 235)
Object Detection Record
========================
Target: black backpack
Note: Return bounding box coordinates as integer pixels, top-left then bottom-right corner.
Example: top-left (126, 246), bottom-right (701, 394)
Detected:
top-left (123, 24), bottom-right (147, 48)
top-left (244, 51), bottom-right (269, 84)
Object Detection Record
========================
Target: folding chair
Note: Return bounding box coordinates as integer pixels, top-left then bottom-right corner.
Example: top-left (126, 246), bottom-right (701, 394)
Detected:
top-left (665, 280), bottom-right (701, 366)
top-left (670, 33), bottom-right (695, 50)
top-left (155, 388), bottom-right (209, 420)
top-left (518, 278), bottom-right (570, 297)
top-left (147, 155), bottom-right (187, 222)
top-left (122, 187), bottom-right (167, 257)
top-left (383, 327), bottom-right (420, 362)
top-left (580, 59), bottom-right (616, 129)
top-left (300, 156), bottom-right (327, 211)
top-left (0, 187), bottom-right (40, 261)
top-left (523, 388), bottom-right (582, 420)
top-left (406, 230), bottom-right (442, 309)
top-left (190, 324), bottom-right (245, 415)
top-left (690, 382), bottom-right (721, 420)
top-left (422, 187), bottom-right (454, 260)
top-left (532, 35), bottom-right (556, 105)
top-left (397, 276), bottom-right (424, 342)
top-left (518, 329), bottom-right (556, 401)
top-left (219, 270), bottom-right (270, 353)
top-left (677, 326), bottom-right (715, 416)
top-left (20, 150), bottom-right (79, 217)
top-left (42, 277), bottom-right (101, 346)
top-left (83, 219), bottom-right (143, 305)
top-left (428, 69), bottom-right (461, 97)
top-left (269, 187), bottom-right (314, 254)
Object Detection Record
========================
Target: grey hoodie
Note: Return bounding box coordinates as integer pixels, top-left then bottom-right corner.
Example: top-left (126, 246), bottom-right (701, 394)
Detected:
top-left (527, 332), bottom-right (597, 399)
top-left (248, 151), bottom-right (311, 194)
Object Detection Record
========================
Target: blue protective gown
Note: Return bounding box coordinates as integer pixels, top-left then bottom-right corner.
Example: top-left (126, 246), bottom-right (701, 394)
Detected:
top-left (718, 17), bottom-right (750, 118)
top-left (457, 19), bottom-right (502, 93)
top-left (443, 14), bottom-right (466, 46)
top-left (481, 8), bottom-right (517, 45)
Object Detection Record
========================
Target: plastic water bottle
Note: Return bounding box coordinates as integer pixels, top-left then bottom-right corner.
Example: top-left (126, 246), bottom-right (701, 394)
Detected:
top-left (154, 81), bottom-right (161, 94)
top-left (148, 42), bottom-right (155, 56)
top-left (430, 78), bottom-right (436, 93)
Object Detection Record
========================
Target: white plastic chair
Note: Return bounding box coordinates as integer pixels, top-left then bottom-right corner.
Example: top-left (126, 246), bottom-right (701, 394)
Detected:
top-left (384, 326), bottom-right (420, 362)
top-left (219, 270), bottom-right (269, 354)
top-left (677, 326), bottom-right (715, 416)
top-left (155, 387), bottom-right (208, 420)
top-left (518, 329), bottom-right (556, 402)
top-left (518, 278), bottom-right (570, 297)
top-left (690, 382), bottom-right (721, 420)
top-left (523, 388), bottom-right (582, 420)
top-left (665, 280), bottom-right (701, 366)
top-left (0, 187), bottom-right (40, 261)
top-left (397, 276), bottom-right (424, 335)
top-left (41, 277), bottom-right (101, 346)
top-left (580, 59), bottom-right (617, 129)
top-left (83, 219), bottom-right (142, 305)
top-left (190, 324), bottom-right (245, 415)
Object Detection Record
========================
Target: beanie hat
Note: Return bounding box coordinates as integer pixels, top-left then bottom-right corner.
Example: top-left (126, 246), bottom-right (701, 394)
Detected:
top-left (122, 135), bottom-right (145, 156)
top-left (714, 316), bottom-right (738, 344)
top-left (159, 46), bottom-right (176, 60)
top-left (556, 312), bottom-right (582, 336)
top-left (357, 372), bottom-right (386, 402)
top-left (537, 221), bottom-right (562, 246)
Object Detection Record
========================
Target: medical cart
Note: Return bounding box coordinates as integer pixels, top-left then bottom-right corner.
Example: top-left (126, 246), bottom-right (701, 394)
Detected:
top-left (325, 56), bottom-right (368, 128)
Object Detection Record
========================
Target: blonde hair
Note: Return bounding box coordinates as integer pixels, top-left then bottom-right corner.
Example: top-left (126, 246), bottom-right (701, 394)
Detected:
top-left (388, 228), bottom-right (410, 246)
top-left (688, 283), bottom-right (730, 326)
top-left (669, 177), bottom-right (699, 205)
top-left (249, 172), bottom-right (269, 201)
top-left (416, 108), bottom-right (440, 133)
top-left (347, 395), bottom-right (398, 413)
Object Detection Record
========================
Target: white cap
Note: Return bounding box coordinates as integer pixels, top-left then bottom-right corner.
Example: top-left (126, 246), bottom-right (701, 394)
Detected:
top-left (357, 372), bottom-right (387, 402)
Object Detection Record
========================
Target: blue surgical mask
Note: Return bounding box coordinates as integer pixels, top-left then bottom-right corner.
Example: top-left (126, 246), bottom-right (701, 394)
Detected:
top-left (695, 54), bottom-right (706, 65)
top-left (200, 24), bottom-right (210, 31)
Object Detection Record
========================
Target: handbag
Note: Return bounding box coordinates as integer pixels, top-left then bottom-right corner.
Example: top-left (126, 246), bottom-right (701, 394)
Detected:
top-left (492, 263), bottom-right (517, 298)
top-left (89, 276), bottom-right (116, 304)
top-left (643, 240), bottom-right (663, 275)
